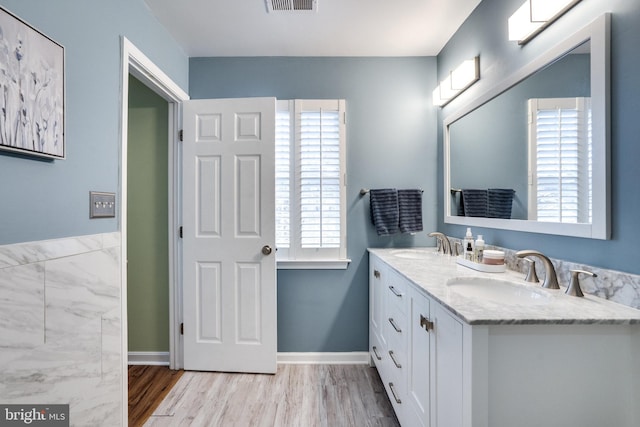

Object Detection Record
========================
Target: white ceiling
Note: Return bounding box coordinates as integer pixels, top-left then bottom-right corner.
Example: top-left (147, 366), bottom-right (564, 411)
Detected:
top-left (144, 0), bottom-right (482, 57)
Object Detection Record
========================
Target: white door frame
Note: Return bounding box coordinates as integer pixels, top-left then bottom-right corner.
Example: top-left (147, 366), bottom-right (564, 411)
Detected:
top-left (119, 37), bottom-right (189, 426)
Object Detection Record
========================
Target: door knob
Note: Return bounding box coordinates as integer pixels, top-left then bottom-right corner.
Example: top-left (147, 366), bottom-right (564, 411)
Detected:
top-left (262, 245), bottom-right (273, 255)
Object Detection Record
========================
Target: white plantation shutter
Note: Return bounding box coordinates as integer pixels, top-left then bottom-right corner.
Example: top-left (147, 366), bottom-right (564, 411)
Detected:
top-left (276, 100), bottom-right (347, 266)
top-left (297, 102), bottom-right (342, 249)
top-left (528, 98), bottom-right (591, 223)
top-left (275, 104), bottom-right (291, 253)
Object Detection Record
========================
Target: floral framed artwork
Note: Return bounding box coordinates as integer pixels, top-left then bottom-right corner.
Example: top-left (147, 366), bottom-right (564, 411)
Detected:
top-left (0, 7), bottom-right (64, 159)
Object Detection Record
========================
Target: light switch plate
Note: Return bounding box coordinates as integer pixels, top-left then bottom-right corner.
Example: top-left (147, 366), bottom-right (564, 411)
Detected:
top-left (90, 191), bottom-right (116, 218)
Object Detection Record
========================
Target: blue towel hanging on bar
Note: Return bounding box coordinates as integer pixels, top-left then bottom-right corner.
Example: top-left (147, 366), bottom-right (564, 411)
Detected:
top-left (487, 188), bottom-right (515, 219)
top-left (369, 189), bottom-right (399, 235)
top-left (398, 189), bottom-right (423, 233)
top-left (461, 189), bottom-right (488, 217)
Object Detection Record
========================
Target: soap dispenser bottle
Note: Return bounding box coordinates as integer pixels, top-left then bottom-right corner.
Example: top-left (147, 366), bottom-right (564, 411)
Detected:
top-left (475, 235), bottom-right (485, 263)
top-left (463, 228), bottom-right (474, 261)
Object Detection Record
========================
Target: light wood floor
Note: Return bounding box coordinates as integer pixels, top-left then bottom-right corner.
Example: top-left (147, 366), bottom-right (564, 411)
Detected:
top-left (144, 364), bottom-right (400, 427)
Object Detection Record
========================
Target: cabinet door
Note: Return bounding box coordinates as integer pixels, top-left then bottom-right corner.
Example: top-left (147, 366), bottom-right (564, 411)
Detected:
top-left (434, 303), bottom-right (463, 427)
top-left (407, 287), bottom-right (431, 427)
top-left (370, 256), bottom-right (386, 346)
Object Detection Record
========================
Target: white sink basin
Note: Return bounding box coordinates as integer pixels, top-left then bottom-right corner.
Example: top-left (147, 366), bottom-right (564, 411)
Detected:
top-left (389, 249), bottom-right (436, 260)
top-left (446, 277), bottom-right (553, 306)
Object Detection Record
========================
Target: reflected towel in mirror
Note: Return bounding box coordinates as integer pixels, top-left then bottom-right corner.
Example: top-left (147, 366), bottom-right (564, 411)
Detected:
top-left (461, 189), bottom-right (488, 217)
top-left (487, 188), bottom-right (515, 219)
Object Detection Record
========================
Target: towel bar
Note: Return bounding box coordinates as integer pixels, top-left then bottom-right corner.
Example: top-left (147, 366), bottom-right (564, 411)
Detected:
top-left (360, 188), bottom-right (423, 196)
top-left (450, 188), bottom-right (516, 195)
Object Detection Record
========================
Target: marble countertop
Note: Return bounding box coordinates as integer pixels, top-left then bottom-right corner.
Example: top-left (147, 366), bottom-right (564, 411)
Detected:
top-left (369, 247), bottom-right (640, 325)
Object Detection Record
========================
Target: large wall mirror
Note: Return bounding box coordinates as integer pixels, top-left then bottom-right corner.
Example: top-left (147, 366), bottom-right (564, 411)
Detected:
top-left (444, 13), bottom-right (610, 239)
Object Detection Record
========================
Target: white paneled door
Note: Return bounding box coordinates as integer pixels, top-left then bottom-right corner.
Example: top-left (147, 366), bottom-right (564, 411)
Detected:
top-left (182, 98), bottom-right (277, 373)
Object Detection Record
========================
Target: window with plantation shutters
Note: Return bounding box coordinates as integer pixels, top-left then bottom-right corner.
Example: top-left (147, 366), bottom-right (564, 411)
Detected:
top-left (275, 100), bottom-right (348, 269)
top-left (527, 97), bottom-right (591, 224)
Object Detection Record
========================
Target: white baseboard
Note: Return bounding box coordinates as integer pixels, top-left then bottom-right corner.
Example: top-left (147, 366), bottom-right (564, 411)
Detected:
top-left (128, 351), bottom-right (170, 366)
top-left (277, 352), bottom-right (369, 365)
top-left (128, 351), bottom-right (368, 366)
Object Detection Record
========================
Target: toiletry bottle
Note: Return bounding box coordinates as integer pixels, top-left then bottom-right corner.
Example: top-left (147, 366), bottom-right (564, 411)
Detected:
top-left (475, 235), bottom-right (485, 263)
top-left (463, 228), bottom-right (474, 261)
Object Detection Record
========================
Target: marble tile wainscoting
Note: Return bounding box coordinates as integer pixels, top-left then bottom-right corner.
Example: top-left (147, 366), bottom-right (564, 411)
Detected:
top-left (0, 232), bottom-right (122, 426)
top-left (448, 237), bottom-right (640, 310)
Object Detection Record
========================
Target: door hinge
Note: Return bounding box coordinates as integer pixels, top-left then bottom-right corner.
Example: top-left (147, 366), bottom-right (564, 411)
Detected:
top-left (179, 226), bottom-right (183, 238)
top-left (179, 129), bottom-right (183, 141)
top-left (180, 323), bottom-right (184, 335)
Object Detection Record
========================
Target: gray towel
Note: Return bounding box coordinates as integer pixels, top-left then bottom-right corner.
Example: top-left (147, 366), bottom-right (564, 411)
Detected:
top-left (398, 189), bottom-right (423, 233)
top-left (369, 189), bottom-right (399, 236)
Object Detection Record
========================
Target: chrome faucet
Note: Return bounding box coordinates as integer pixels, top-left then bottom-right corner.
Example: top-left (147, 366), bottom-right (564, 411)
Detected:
top-left (428, 232), bottom-right (451, 255)
top-left (516, 250), bottom-right (560, 289)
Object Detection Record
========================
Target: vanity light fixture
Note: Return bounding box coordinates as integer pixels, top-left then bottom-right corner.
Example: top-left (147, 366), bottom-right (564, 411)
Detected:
top-left (508, 0), bottom-right (583, 45)
top-left (432, 56), bottom-right (480, 107)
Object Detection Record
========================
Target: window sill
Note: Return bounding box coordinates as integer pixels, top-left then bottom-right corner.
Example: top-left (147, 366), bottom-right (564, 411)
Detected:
top-left (277, 259), bottom-right (351, 270)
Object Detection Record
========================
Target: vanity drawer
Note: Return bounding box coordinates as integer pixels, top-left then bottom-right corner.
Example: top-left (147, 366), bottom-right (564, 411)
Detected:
top-left (383, 343), bottom-right (408, 424)
top-left (385, 308), bottom-right (408, 377)
top-left (385, 269), bottom-right (408, 313)
top-left (386, 301), bottom-right (407, 341)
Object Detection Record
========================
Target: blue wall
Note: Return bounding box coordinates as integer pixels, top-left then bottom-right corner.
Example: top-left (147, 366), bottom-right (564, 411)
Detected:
top-left (190, 57), bottom-right (438, 351)
top-left (438, 0), bottom-right (640, 274)
top-left (0, 0), bottom-right (188, 244)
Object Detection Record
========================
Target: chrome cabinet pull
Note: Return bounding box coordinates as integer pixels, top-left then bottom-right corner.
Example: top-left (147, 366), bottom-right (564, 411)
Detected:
top-left (372, 346), bottom-right (382, 360)
top-left (389, 382), bottom-right (402, 404)
top-left (420, 314), bottom-right (434, 332)
top-left (389, 350), bottom-right (402, 368)
top-left (388, 317), bottom-right (402, 333)
top-left (374, 269), bottom-right (381, 278)
top-left (388, 285), bottom-right (403, 297)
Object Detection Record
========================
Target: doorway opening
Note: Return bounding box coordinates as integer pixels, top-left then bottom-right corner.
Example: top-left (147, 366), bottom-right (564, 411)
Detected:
top-left (127, 75), bottom-right (170, 364)
top-left (119, 37), bottom-right (189, 426)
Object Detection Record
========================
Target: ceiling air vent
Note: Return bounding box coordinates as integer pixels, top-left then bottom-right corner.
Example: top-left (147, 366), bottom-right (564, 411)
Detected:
top-left (266, 0), bottom-right (317, 12)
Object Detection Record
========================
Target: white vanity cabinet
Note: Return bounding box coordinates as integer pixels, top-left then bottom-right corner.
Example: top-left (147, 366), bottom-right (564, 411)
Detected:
top-left (370, 253), bottom-right (464, 427)
top-left (370, 248), bottom-right (640, 427)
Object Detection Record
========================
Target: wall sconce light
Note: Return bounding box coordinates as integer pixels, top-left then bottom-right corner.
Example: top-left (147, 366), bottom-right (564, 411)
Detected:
top-left (508, 0), bottom-right (583, 45)
top-left (432, 56), bottom-right (480, 107)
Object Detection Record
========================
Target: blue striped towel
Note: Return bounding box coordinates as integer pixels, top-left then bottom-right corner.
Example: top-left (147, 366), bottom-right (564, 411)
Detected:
top-left (487, 188), bottom-right (515, 219)
top-left (369, 189), bottom-right (399, 236)
top-left (398, 189), bottom-right (423, 233)
top-left (461, 189), bottom-right (488, 217)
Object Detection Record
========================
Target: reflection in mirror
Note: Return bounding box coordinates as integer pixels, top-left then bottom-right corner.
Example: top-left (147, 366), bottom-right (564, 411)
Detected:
top-left (444, 13), bottom-right (610, 239)
top-left (449, 41), bottom-right (591, 223)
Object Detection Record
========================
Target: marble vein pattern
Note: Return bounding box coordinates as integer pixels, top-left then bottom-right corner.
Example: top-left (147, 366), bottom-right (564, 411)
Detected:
top-left (0, 232), bottom-right (122, 426)
top-left (448, 237), bottom-right (640, 311)
top-left (0, 262), bottom-right (45, 349)
top-left (369, 247), bottom-right (640, 325)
